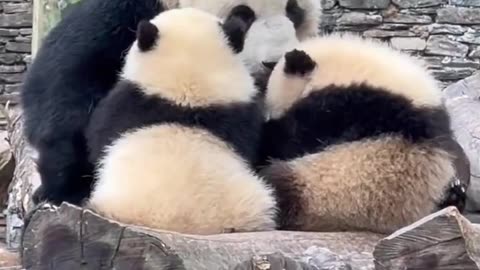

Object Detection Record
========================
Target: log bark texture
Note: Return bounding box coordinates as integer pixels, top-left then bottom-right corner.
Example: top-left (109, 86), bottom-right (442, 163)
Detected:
top-left (21, 204), bottom-right (480, 270)
top-left (374, 206), bottom-right (480, 270)
top-left (21, 203), bottom-right (380, 270)
top-left (5, 109), bottom-right (39, 250)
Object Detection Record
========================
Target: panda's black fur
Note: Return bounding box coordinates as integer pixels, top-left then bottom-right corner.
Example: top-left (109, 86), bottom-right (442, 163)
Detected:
top-left (257, 34), bottom-right (470, 234)
top-left (85, 8), bottom-right (277, 234)
top-left (87, 80), bottom-right (263, 166)
top-left (21, 0), bottom-right (166, 205)
top-left (21, 0), bottom-right (321, 206)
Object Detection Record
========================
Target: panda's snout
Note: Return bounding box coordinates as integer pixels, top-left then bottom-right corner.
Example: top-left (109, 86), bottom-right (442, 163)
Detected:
top-left (262, 61), bottom-right (277, 71)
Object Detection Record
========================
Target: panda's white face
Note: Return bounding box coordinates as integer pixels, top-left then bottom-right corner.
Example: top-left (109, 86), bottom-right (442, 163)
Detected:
top-left (168, 0), bottom-right (321, 77)
top-left (179, 0), bottom-right (320, 39)
top-left (122, 8), bottom-right (257, 108)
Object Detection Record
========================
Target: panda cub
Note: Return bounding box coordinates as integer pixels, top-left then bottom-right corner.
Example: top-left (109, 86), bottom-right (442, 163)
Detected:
top-left (258, 34), bottom-right (469, 234)
top-left (85, 8), bottom-right (276, 234)
top-left (22, 0), bottom-right (320, 206)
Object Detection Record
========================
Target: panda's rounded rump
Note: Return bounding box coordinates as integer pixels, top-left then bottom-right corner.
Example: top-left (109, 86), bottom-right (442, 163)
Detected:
top-left (88, 124), bottom-right (277, 234)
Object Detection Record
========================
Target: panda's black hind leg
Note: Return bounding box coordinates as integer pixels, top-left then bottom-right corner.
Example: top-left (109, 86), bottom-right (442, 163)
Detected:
top-left (33, 137), bottom-right (94, 206)
top-left (437, 179), bottom-right (467, 213)
top-left (283, 49), bottom-right (316, 76)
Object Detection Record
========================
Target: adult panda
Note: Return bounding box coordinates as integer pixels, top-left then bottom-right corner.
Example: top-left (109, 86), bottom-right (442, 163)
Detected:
top-left (84, 8), bottom-right (276, 234)
top-left (257, 33), bottom-right (470, 234)
top-left (21, 0), bottom-right (320, 206)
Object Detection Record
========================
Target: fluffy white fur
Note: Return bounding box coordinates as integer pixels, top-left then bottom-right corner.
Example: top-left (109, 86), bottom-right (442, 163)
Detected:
top-left (241, 16), bottom-right (300, 75)
top-left (122, 8), bottom-right (256, 108)
top-left (178, 0), bottom-right (320, 40)
top-left (265, 136), bottom-right (454, 233)
top-left (88, 8), bottom-right (276, 234)
top-left (90, 124), bottom-right (277, 234)
top-left (265, 33), bottom-right (442, 119)
top-left (259, 33), bottom-right (457, 234)
top-left (171, 0), bottom-right (321, 76)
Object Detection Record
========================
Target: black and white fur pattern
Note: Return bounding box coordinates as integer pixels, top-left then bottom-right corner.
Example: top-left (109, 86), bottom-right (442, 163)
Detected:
top-left (22, 0), bottom-right (320, 206)
top-left (258, 34), bottom-right (470, 234)
top-left (85, 8), bottom-right (276, 234)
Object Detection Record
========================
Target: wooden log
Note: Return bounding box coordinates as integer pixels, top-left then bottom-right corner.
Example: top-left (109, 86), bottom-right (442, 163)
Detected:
top-left (374, 206), bottom-right (480, 270)
top-left (21, 203), bottom-right (381, 270)
top-left (0, 130), bottom-right (15, 208)
top-left (21, 203), bottom-right (480, 270)
top-left (5, 109), bottom-right (40, 250)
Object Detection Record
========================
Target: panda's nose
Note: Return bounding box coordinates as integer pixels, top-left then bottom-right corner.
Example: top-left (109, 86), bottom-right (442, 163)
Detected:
top-left (262, 61), bottom-right (277, 70)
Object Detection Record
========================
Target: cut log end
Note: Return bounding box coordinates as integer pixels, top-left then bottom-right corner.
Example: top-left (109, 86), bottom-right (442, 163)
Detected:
top-left (374, 206), bottom-right (480, 270)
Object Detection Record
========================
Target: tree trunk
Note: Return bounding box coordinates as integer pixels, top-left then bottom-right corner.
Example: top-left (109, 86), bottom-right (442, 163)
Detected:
top-left (32, 0), bottom-right (82, 56)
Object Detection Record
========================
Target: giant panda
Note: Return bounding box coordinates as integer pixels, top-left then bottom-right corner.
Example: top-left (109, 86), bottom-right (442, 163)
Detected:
top-left (84, 8), bottom-right (276, 234)
top-left (21, 0), bottom-right (320, 206)
top-left (256, 33), bottom-right (470, 234)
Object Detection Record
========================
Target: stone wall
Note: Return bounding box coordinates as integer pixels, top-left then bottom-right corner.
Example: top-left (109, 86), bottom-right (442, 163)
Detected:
top-left (0, 1), bottom-right (478, 112)
top-left (0, 0), bottom-right (31, 128)
top-left (319, 0), bottom-right (480, 89)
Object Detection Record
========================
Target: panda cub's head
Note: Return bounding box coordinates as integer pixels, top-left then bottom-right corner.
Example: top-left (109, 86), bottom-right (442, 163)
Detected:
top-left (263, 33), bottom-right (442, 120)
top-left (122, 7), bottom-right (257, 107)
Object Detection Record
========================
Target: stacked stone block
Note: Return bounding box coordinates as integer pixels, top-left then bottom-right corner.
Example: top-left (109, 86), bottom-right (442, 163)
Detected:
top-left (0, 0), bottom-right (478, 124)
top-left (0, 0), bottom-right (31, 103)
top-left (320, 0), bottom-right (480, 88)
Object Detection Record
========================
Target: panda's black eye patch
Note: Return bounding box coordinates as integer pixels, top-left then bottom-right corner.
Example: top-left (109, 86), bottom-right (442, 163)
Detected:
top-left (228, 5), bottom-right (256, 30)
top-left (221, 5), bottom-right (256, 53)
top-left (286, 0), bottom-right (305, 29)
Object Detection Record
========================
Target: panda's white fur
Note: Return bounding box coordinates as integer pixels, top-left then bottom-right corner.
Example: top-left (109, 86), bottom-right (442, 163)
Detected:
top-left (258, 33), bottom-right (468, 234)
top-left (265, 34), bottom-right (441, 120)
top-left (24, 0), bottom-right (320, 206)
top-left (177, 0), bottom-right (321, 78)
top-left (86, 8), bottom-right (277, 234)
top-left (177, 0), bottom-right (321, 40)
top-left (91, 124), bottom-right (276, 234)
top-left (122, 8), bottom-right (256, 107)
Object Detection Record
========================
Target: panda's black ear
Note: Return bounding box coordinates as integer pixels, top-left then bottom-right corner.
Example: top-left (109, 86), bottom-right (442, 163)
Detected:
top-left (137, 20), bottom-right (159, 52)
top-left (283, 49), bottom-right (316, 76)
top-left (222, 5), bottom-right (256, 53)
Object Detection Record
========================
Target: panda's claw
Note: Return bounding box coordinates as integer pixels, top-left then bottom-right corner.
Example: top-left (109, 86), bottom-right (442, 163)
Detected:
top-left (439, 178), bottom-right (467, 213)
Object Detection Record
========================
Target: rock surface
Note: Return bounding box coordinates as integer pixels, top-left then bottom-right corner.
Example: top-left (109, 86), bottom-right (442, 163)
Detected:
top-left (320, 1), bottom-right (480, 85)
top-left (442, 72), bottom-right (480, 212)
top-left (0, 0), bottom-right (31, 108)
top-left (319, 0), bottom-right (480, 214)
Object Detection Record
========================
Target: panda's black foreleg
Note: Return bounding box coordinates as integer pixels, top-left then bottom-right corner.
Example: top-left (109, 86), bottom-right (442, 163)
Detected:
top-left (33, 135), bottom-right (94, 206)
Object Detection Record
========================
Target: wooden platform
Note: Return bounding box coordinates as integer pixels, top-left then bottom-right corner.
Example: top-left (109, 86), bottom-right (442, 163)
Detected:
top-left (18, 204), bottom-right (480, 270)
top-left (0, 213), bottom-right (20, 270)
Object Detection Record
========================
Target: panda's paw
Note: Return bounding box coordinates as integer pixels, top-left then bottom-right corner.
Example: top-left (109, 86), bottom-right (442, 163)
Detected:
top-left (283, 49), bottom-right (316, 76)
top-left (439, 179), bottom-right (467, 213)
top-left (37, 202), bottom-right (58, 211)
top-left (32, 185), bottom-right (46, 205)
